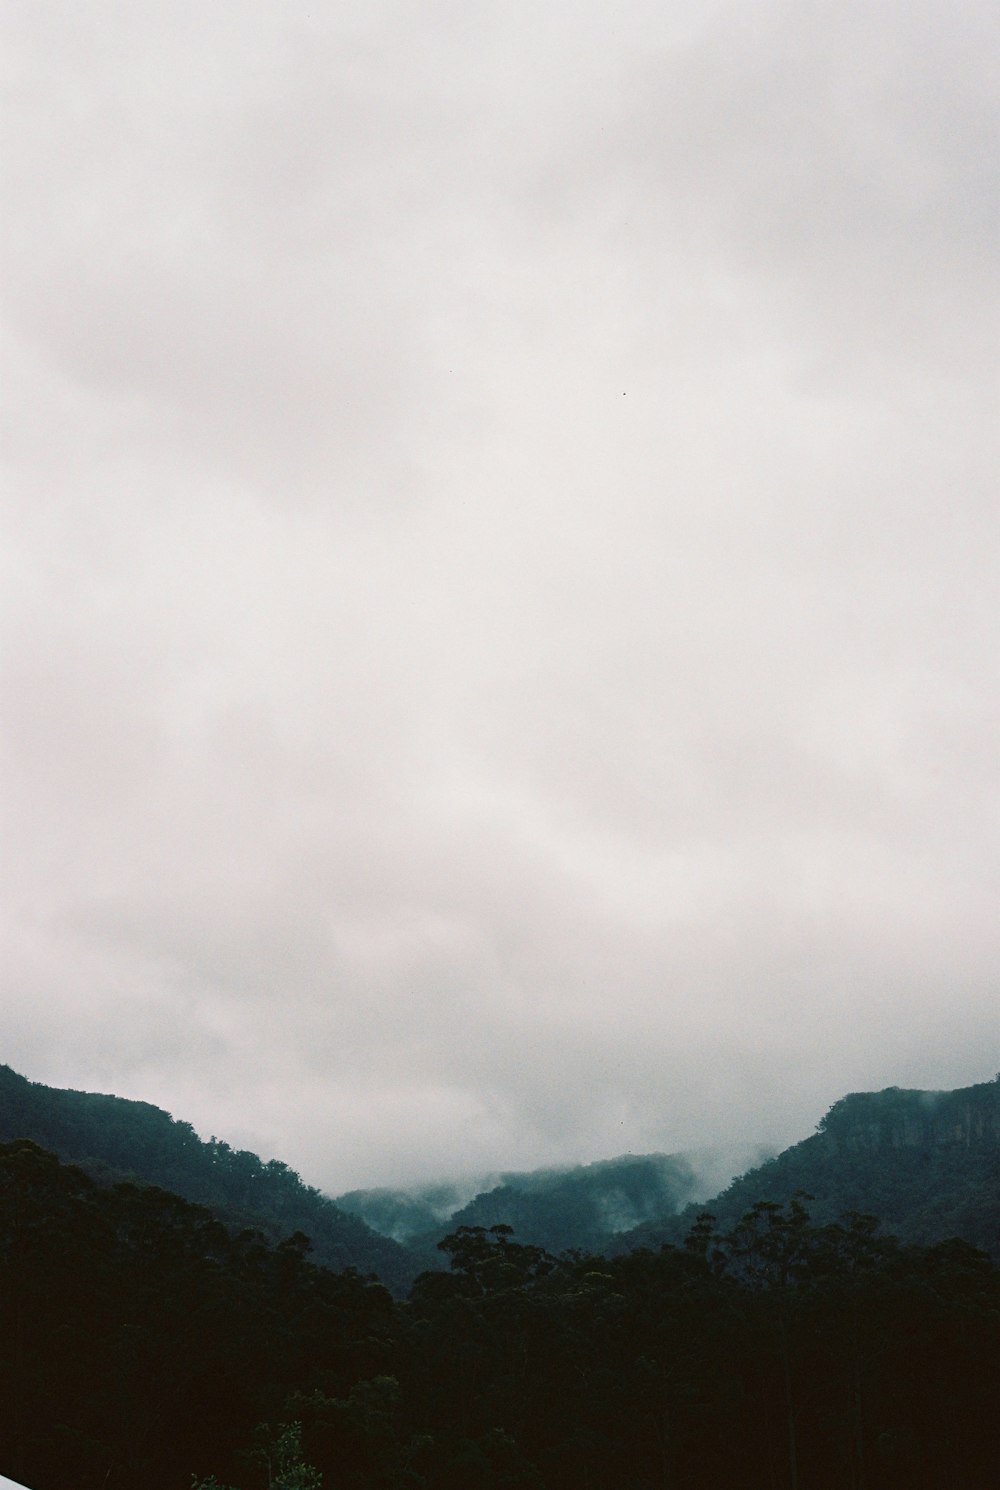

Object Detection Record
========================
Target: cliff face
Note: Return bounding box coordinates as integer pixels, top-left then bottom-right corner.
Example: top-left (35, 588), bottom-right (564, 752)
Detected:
top-left (817, 1081), bottom-right (1000, 1155)
top-left (611, 1076), bottom-right (1000, 1260)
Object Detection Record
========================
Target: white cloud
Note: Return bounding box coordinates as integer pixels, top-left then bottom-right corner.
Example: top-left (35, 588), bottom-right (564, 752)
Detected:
top-left (2, 0), bottom-right (998, 1193)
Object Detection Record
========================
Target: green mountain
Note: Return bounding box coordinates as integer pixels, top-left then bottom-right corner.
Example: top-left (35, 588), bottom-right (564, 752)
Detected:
top-left (338, 1152), bottom-right (705, 1279)
top-left (6, 1061), bottom-right (999, 1291)
top-left (341, 1081), bottom-right (1000, 1270)
top-left (613, 1078), bottom-right (1000, 1258)
top-left (0, 1063), bottom-right (415, 1292)
top-left (334, 1181), bottom-right (471, 1244)
top-left (438, 1151), bottom-right (699, 1253)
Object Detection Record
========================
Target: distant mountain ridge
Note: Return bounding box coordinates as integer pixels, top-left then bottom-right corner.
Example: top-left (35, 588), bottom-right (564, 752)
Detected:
top-left (336, 1147), bottom-right (777, 1269)
top-left (433, 1151), bottom-right (697, 1259)
top-left (445, 1151), bottom-right (698, 1244)
top-left (335, 1080), bottom-right (1000, 1267)
top-left (334, 1182), bottom-right (471, 1244)
top-left (0, 1063), bottom-right (414, 1291)
top-left (4, 1060), bottom-right (999, 1287)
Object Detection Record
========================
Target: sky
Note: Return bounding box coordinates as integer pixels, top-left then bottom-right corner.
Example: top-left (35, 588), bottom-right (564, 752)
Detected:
top-left (2, 0), bottom-right (998, 1197)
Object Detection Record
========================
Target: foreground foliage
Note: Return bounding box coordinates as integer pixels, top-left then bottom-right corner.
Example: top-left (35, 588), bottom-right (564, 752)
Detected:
top-left (2, 1139), bottom-right (999, 1489)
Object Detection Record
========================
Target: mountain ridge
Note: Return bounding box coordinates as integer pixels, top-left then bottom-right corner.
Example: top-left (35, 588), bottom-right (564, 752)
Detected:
top-left (0, 1062), bottom-right (415, 1291)
top-left (4, 1060), bottom-right (999, 1277)
top-left (611, 1076), bottom-right (1000, 1258)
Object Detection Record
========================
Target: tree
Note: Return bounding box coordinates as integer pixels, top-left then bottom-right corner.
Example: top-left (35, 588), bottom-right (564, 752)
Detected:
top-left (428, 1225), bottom-right (556, 1296)
top-left (192, 1421), bottom-right (321, 1490)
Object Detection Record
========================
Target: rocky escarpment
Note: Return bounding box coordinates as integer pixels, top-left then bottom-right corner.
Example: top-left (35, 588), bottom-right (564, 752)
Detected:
top-left (612, 1075), bottom-right (1000, 1260)
top-left (817, 1080), bottom-right (1000, 1154)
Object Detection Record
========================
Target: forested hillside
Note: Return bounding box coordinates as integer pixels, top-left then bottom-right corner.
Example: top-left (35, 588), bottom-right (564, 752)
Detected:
top-left (0, 1139), bottom-right (396, 1489)
top-left (615, 1078), bottom-right (1000, 1258)
top-left (4, 1138), bottom-right (999, 1490)
top-left (334, 1183), bottom-right (467, 1244)
top-left (6, 1062), bottom-right (999, 1296)
top-left (0, 1064), bottom-right (413, 1291)
top-left (339, 1152), bottom-right (700, 1266)
top-left (340, 1079), bottom-right (1000, 1272)
top-left (437, 1152), bottom-right (698, 1260)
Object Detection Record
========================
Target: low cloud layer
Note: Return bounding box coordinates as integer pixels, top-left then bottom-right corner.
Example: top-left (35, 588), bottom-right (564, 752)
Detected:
top-left (3, 0), bottom-right (998, 1192)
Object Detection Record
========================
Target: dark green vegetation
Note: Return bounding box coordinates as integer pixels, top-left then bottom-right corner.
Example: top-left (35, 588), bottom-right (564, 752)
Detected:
top-left (338, 1080), bottom-right (1000, 1273)
top-left (0, 1065), bottom-right (412, 1292)
top-left (440, 1151), bottom-right (699, 1252)
top-left (4, 1137), bottom-right (1000, 1489)
top-left (334, 1184), bottom-right (467, 1245)
top-left (614, 1079), bottom-right (1000, 1260)
top-left (12, 1061), bottom-right (1000, 1281)
top-left (339, 1153), bottom-right (701, 1266)
top-left (4, 1067), bottom-right (1000, 1485)
top-left (0, 1138), bottom-right (395, 1489)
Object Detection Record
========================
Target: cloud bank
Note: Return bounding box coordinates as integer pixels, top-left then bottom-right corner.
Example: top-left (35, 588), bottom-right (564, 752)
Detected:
top-left (2, 0), bottom-right (998, 1191)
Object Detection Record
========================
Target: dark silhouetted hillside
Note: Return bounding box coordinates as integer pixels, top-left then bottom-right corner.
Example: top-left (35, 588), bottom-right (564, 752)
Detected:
top-left (0, 1063), bottom-right (414, 1290)
top-left (613, 1078), bottom-right (1000, 1258)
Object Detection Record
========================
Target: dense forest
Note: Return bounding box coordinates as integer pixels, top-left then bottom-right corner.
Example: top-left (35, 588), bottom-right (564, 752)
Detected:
top-left (3, 1138), bottom-right (999, 1488)
top-left (613, 1079), bottom-right (1000, 1260)
top-left (0, 1065), bottom-right (411, 1292)
top-left (340, 1153), bottom-right (703, 1274)
top-left (4, 1066), bottom-right (1000, 1486)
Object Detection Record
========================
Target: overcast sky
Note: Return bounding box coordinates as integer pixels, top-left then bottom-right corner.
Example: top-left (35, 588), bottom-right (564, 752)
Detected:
top-left (2, 0), bottom-right (998, 1195)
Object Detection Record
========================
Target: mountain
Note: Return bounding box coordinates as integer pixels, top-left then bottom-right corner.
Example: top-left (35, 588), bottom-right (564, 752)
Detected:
top-left (0, 1063), bottom-right (415, 1291)
top-left (341, 1081), bottom-right (1000, 1269)
top-left (612, 1077), bottom-right (1000, 1258)
top-left (338, 1151), bottom-right (705, 1272)
top-left (431, 1150), bottom-right (700, 1254)
top-left (6, 1058), bottom-right (999, 1293)
top-left (334, 1181), bottom-right (473, 1244)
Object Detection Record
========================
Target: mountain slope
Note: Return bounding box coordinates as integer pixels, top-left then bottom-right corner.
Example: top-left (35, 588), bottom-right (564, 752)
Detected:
top-left (0, 1064), bottom-right (414, 1290)
top-left (339, 1151), bottom-right (703, 1270)
top-left (440, 1151), bottom-right (700, 1254)
top-left (334, 1182), bottom-right (468, 1244)
top-left (613, 1078), bottom-right (1000, 1257)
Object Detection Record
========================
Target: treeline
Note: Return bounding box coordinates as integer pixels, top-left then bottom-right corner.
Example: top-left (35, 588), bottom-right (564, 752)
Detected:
top-left (8, 1062), bottom-right (1000, 1288)
top-left (2, 1139), bottom-right (998, 1489)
